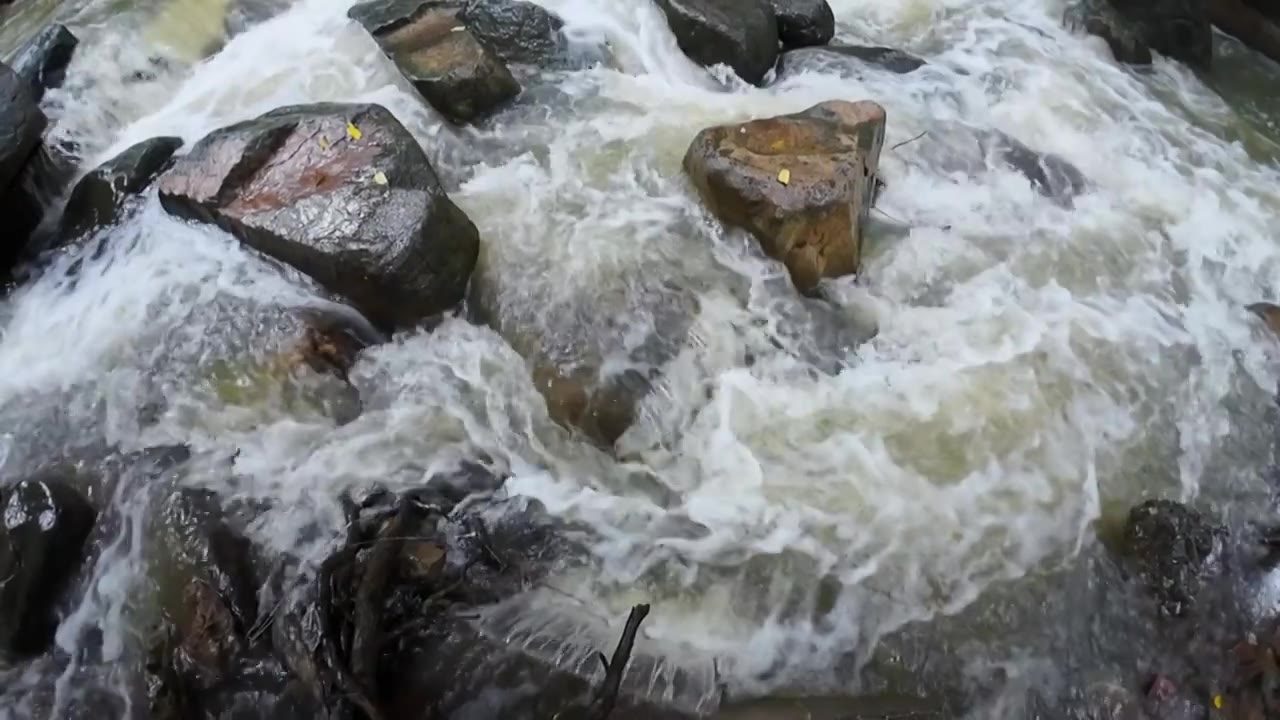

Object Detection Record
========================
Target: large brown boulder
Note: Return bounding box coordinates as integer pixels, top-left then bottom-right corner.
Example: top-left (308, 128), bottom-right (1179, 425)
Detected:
top-left (683, 100), bottom-right (886, 293)
top-left (349, 0), bottom-right (520, 124)
top-left (654, 0), bottom-right (779, 86)
top-left (157, 103), bottom-right (479, 330)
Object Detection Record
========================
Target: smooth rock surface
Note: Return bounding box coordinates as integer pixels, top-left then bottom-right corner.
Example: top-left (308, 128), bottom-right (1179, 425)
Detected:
top-left (654, 0), bottom-right (779, 86)
top-left (9, 24), bottom-right (78, 101)
top-left (768, 0), bottom-right (835, 49)
top-left (60, 136), bottom-right (183, 242)
top-left (157, 103), bottom-right (479, 330)
top-left (684, 100), bottom-right (887, 293)
top-left (349, 0), bottom-right (520, 123)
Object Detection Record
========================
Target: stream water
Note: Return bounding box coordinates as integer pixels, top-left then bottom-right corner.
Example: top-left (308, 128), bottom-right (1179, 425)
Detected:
top-left (2, 0), bottom-right (1280, 717)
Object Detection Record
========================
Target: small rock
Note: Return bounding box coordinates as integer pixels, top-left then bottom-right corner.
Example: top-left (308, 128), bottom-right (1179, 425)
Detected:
top-left (176, 578), bottom-right (241, 688)
top-left (780, 45), bottom-right (927, 75)
top-left (0, 475), bottom-right (97, 659)
top-left (158, 103), bottom-right (480, 330)
top-left (1249, 302), bottom-right (1280, 339)
top-left (654, 0), bottom-right (779, 86)
top-left (349, 0), bottom-right (520, 124)
top-left (10, 24), bottom-right (79, 102)
top-left (985, 129), bottom-right (1089, 204)
top-left (683, 100), bottom-right (886, 293)
top-left (459, 0), bottom-right (571, 65)
top-left (1146, 674), bottom-right (1177, 703)
top-left (59, 136), bottom-right (184, 243)
top-left (1124, 499), bottom-right (1221, 617)
top-left (768, 0), bottom-right (835, 49)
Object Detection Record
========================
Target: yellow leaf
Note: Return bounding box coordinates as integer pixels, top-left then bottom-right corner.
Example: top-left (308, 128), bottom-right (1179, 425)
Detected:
top-left (346, 122), bottom-right (363, 141)
top-left (777, 168), bottom-right (791, 186)
top-left (373, 170), bottom-right (388, 186)
top-left (1213, 695), bottom-right (1223, 709)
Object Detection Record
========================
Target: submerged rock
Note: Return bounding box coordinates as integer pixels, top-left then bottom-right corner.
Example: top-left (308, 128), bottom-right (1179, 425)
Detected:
top-left (654, 0), bottom-right (779, 86)
top-left (349, 0), bottom-right (520, 124)
top-left (1124, 499), bottom-right (1221, 617)
top-left (779, 45), bottom-right (927, 75)
top-left (910, 123), bottom-right (1088, 207)
top-left (59, 136), bottom-right (184, 243)
top-left (0, 475), bottom-right (97, 660)
top-left (684, 100), bottom-right (887, 293)
top-left (150, 488), bottom-right (260, 634)
top-left (768, 0), bottom-right (835, 49)
top-left (157, 102), bottom-right (479, 330)
top-left (10, 24), bottom-right (79, 101)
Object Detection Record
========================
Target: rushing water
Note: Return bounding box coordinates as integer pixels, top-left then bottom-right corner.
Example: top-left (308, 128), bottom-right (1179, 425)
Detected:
top-left (2, 0), bottom-right (1280, 716)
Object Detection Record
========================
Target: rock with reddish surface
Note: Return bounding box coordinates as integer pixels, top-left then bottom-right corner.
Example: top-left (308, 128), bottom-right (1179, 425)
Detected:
top-left (349, 0), bottom-right (520, 124)
top-left (157, 103), bottom-right (479, 330)
top-left (683, 100), bottom-right (886, 293)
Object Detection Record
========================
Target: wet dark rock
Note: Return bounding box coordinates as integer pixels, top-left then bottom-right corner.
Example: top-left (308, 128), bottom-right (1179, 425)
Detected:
top-left (157, 103), bottom-right (479, 330)
top-left (1123, 499), bottom-right (1221, 617)
top-left (0, 475), bottom-right (96, 660)
top-left (987, 129), bottom-right (1090, 203)
top-left (0, 141), bottom-right (79, 267)
top-left (780, 45), bottom-right (927, 75)
top-left (59, 136), bottom-right (184, 243)
top-left (684, 100), bottom-right (886, 293)
top-left (349, 0), bottom-right (521, 124)
top-left (10, 24), bottom-right (78, 102)
top-left (151, 488), bottom-right (260, 634)
top-left (713, 694), bottom-right (947, 719)
top-left (459, 0), bottom-right (571, 65)
top-left (0, 61), bottom-right (46, 197)
top-left (1066, 0), bottom-right (1154, 64)
top-left (654, 0), bottom-right (780, 86)
top-left (769, 0), bottom-right (835, 49)
top-left (1067, 0), bottom-right (1211, 68)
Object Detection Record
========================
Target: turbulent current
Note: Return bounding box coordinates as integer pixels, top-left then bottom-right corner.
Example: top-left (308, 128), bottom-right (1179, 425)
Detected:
top-left (2, 0), bottom-right (1280, 717)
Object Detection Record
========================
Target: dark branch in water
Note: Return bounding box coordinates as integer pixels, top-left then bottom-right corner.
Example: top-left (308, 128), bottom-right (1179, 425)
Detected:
top-left (587, 603), bottom-right (651, 720)
top-left (891, 130), bottom-right (928, 151)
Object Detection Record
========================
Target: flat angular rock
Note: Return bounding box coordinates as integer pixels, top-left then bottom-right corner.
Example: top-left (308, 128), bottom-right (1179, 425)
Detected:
top-left (60, 136), bottom-right (184, 242)
top-left (349, 0), bottom-right (520, 124)
top-left (158, 103), bottom-right (479, 330)
top-left (654, 0), bottom-right (779, 86)
top-left (768, 0), bottom-right (835, 49)
top-left (10, 24), bottom-right (79, 102)
top-left (0, 475), bottom-right (97, 659)
top-left (684, 100), bottom-right (886, 292)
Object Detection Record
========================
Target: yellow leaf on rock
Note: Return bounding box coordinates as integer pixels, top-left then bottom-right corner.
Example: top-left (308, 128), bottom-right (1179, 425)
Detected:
top-left (346, 122), bottom-right (363, 141)
top-left (777, 168), bottom-right (791, 185)
top-left (373, 170), bottom-right (388, 186)
top-left (1213, 695), bottom-right (1224, 710)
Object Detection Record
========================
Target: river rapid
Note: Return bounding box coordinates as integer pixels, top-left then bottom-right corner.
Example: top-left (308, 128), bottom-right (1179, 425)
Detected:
top-left (2, 0), bottom-right (1280, 717)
